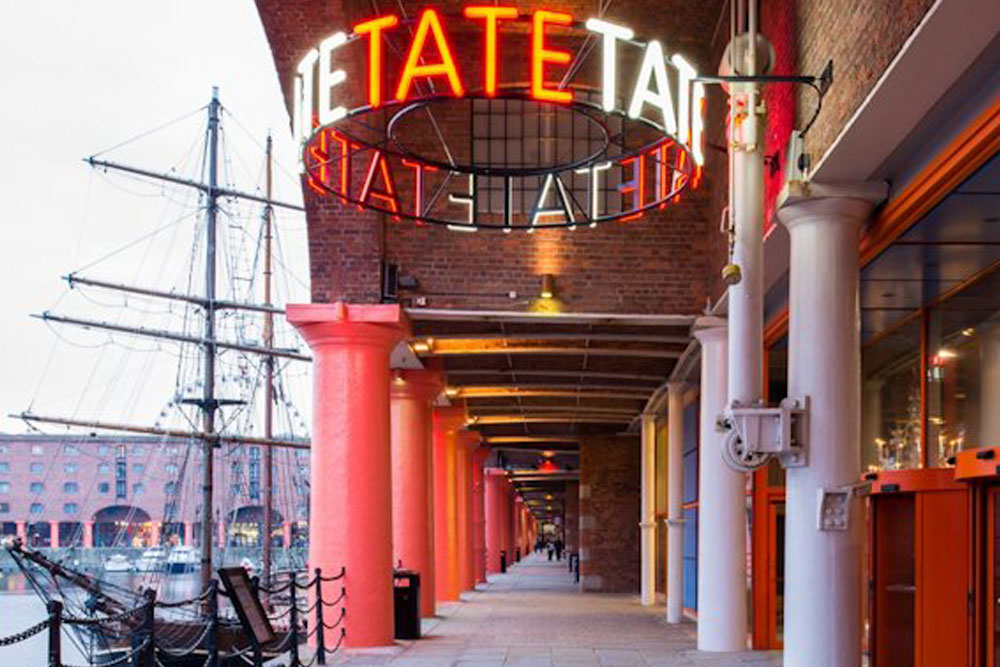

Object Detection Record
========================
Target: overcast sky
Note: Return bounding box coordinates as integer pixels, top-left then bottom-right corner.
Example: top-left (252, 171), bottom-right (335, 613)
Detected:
top-left (0, 2), bottom-right (312, 434)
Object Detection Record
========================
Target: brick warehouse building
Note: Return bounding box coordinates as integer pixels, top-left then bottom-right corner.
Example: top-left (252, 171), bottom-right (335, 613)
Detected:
top-left (0, 434), bottom-right (310, 549)
top-left (252, 0), bottom-right (1000, 664)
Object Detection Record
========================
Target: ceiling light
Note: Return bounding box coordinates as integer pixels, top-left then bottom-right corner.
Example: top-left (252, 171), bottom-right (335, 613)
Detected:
top-left (445, 386), bottom-right (460, 397)
top-left (962, 328), bottom-right (975, 337)
top-left (542, 450), bottom-right (555, 458)
top-left (937, 348), bottom-right (957, 359)
top-left (412, 340), bottom-right (431, 353)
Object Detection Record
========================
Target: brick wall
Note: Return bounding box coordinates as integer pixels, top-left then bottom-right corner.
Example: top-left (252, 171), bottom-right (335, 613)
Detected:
top-left (578, 434), bottom-right (639, 593)
top-left (254, 0), bottom-right (726, 313)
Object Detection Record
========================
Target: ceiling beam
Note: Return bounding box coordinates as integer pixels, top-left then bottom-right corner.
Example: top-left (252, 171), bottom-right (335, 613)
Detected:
top-left (422, 344), bottom-right (681, 359)
top-left (470, 414), bottom-right (632, 425)
top-left (472, 405), bottom-right (638, 416)
top-left (494, 446), bottom-right (580, 455)
top-left (406, 308), bottom-right (696, 327)
top-left (444, 369), bottom-right (665, 383)
top-left (419, 332), bottom-right (690, 344)
top-left (485, 436), bottom-right (579, 444)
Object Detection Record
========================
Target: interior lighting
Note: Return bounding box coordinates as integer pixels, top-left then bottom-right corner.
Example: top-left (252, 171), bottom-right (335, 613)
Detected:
top-left (540, 274), bottom-right (555, 299)
top-left (937, 348), bottom-right (958, 359)
top-left (962, 328), bottom-right (975, 337)
top-left (541, 449), bottom-right (555, 458)
top-left (412, 339), bottom-right (432, 353)
top-left (445, 386), bottom-right (460, 397)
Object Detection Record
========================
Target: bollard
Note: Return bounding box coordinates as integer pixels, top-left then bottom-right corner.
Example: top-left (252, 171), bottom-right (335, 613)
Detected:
top-left (206, 579), bottom-right (219, 667)
top-left (500, 550), bottom-right (507, 573)
top-left (515, 547), bottom-right (520, 563)
top-left (289, 572), bottom-right (301, 667)
top-left (47, 600), bottom-right (62, 667)
top-left (314, 568), bottom-right (327, 665)
top-left (143, 589), bottom-right (157, 667)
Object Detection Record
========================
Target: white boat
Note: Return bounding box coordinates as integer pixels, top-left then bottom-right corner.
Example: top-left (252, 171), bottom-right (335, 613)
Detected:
top-left (165, 546), bottom-right (199, 574)
top-left (102, 554), bottom-right (133, 573)
top-left (134, 547), bottom-right (166, 572)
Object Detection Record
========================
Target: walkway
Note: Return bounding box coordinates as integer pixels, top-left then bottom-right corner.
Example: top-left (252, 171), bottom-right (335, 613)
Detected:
top-left (333, 553), bottom-right (782, 666)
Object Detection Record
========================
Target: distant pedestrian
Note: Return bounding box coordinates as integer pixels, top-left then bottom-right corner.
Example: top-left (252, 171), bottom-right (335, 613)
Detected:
top-left (554, 538), bottom-right (564, 561)
top-left (546, 540), bottom-right (554, 561)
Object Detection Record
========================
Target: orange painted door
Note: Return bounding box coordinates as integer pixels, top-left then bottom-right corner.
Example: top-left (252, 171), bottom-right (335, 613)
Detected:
top-left (988, 487), bottom-right (1000, 666)
top-left (915, 489), bottom-right (969, 666)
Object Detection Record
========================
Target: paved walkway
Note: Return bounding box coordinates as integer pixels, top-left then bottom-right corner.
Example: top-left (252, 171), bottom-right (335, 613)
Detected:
top-left (331, 553), bottom-right (781, 666)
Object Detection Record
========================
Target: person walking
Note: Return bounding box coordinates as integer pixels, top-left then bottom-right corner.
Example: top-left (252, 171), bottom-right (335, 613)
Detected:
top-left (554, 537), bottom-right (564, 561)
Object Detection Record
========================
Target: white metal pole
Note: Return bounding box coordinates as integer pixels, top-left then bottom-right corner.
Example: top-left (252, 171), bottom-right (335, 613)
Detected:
top-left (665, 381), bottom-right (685, 624)
top-left (694, 317), bottom-right (742, 650)
top-left (777, 181), bottom-right (885, 667)
top-left (640, 412), bottom-right (657, 606)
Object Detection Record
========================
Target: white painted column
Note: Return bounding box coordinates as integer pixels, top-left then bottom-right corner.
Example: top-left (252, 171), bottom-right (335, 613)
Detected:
top-left (777, 181), bottom-right (886, 667)
top-left (694, 317), bottom-right (743, 650)
top-left (640, 412), bottom-right (657, 606)
top-left (665, 381), bottom-right (685, 623)
top-left (980, 323), bottom-right (1000, 446)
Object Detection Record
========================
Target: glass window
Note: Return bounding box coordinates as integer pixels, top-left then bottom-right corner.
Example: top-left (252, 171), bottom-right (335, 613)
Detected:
top-left (0, 482), bottom-right (10, 494)
top-left (0, 502), bottom-right (8, 513)
top-left (63, 463), bottom-right (77, 474)
top-left (63, 503), bottom-right (78, 515)
top-left (98, 482), bottom-right (110, 494)
top-left (132, 463), bottom-right (144, 473)
top-left (862, 318), bottom-right (923, 471)
top-left (0, 462), bottom-right (8, 473)
top-left (164, 481), bottom-right (177, 495)
top-left (30, 462), bottom-right (43, 474)
top-left (29, 482), bottom-right (44, 493)
top-left (63, 444), bottom-right (79, 456)
top-left (116, 480), bottom-right (126, 499)
top-left (29, 503), bottom-right (43, 514)
top-left (132, 482), bottom-right (145, 495)
top-left (133, 445), bottom-right (145, 456)
top-left (98, 463), bottom-right (110, 475)
top-left (165, 464), bottom-right (179, 475)
top-left (30, 445), bottom-right (43, 456)
top-left (63, 482), bottom-right (79, 494)
top-left (98, 444), bottom-right (110, 456)
top-left (249, 446), bottom-right (261, 461)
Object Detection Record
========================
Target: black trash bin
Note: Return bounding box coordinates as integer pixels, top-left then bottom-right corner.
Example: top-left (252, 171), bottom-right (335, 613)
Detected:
top-left (500, 550), bottom-right (507, 573)
top-left (393, 570), bottom-right (421, 640)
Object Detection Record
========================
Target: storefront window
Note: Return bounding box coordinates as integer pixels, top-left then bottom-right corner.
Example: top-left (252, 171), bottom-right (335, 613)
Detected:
top-left (862, 318), bottom-right (922, 471)
top-left (925, 270), bottom-right (1000, 463)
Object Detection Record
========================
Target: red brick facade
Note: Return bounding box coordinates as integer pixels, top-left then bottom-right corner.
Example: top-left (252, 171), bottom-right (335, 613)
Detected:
top-left (578, 435), bottom-right (639, 593)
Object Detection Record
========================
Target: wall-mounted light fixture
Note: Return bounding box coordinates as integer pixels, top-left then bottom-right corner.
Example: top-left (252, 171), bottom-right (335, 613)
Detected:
top-left (540, 274), bottom-right (555, 299)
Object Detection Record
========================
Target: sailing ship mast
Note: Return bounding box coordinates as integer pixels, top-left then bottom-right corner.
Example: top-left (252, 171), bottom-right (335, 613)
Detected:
top-left (262, 134), bottom-right (275, 586)
top-left (13, 87), bottom-right (308, 594)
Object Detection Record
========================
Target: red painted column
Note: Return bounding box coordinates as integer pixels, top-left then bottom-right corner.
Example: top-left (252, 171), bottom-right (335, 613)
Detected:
top-left (283, 523), bottom-right (292, 548)
top-left (513, 496), bottom-right (523, 561)
top-left (83, 521), bottom-right (94, 548)
top-left (50, 521), bottom-right (60, 548)
top-left (433, 406), bottom-right (465, 603)
top-left (484, 469), bottom-right (505, 573)
top-left (287, 303), bottom-right (407, 648)
top-left (472, 449), bottom-right (488, 584)
top-left (15, 520), bottom-right (26, 543)
top-left (390, 369), bottom-right (443, 618)
top-left (456, 431), bottom-right (476, 592)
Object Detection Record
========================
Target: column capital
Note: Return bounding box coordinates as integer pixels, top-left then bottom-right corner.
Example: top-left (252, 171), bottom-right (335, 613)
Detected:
top-left (457, 430), bottom-right (482, 449)
top-left (665, 380), bottom-right (687, 395)
top-left (390, 369), bottom-right (445, 401)
top-left (434, 405), bottom-right (468, 432)
top-left (287, 302), bottom-right (409, 350)
top-left (693, 316), bottom-right (727, 344)
top-left (777, 180), bottom-right (888, 231)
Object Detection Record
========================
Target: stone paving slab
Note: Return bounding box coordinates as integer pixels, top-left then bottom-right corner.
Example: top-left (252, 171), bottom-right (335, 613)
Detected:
top-left (327, 554), bottom-right (781, 667)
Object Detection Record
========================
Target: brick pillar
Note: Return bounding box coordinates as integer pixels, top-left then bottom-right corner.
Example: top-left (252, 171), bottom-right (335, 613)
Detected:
top-left (83, 521), bottom-right (94, 548)
top-left (579, 434), bottom-right (641, 592)
top-left (485, 469), bottom-right (506, 573)
top-left (15, 520), bottom-right (26, 543)
top-left (151, 522), bottom-right (162, 547)
top-left (50, 521), bottom-right (60, 548)
top-left (283, 523), bottom-right (292, 548)
top-left (287, 302), bottom-right (408, 648)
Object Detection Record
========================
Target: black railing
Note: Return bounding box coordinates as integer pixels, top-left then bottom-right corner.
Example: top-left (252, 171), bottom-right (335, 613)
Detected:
top-left (0, 567), bottom-right (347, 667)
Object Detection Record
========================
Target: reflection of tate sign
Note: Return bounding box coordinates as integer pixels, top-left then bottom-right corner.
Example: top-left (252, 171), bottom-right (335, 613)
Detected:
top-left (292, 6), bottom-right (706, 231)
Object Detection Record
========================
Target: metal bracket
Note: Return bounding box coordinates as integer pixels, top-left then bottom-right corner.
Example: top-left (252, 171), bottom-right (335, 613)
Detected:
top-left (718, 397), bottom-right (809, 472)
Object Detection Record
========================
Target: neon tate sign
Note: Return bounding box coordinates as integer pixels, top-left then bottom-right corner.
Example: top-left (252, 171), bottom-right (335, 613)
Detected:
top-left (294, 7), bottom-right (706, 231)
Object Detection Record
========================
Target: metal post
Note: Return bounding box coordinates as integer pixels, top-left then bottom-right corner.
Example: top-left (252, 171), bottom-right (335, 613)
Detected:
top-left (262, 134), bottom-right (275, 589)
top-left (47, 600), bottom-right (62, 667)
top-left (142, 589), bottom-right (156, 667)
top-left (289, 573), bottom-right (300, 667)
top-left (206, 579), bottom-right (219, 667)
top-left (314, 568), bottom-right (327, 664)
top-left (200, 86), bottom-right (221, 593)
